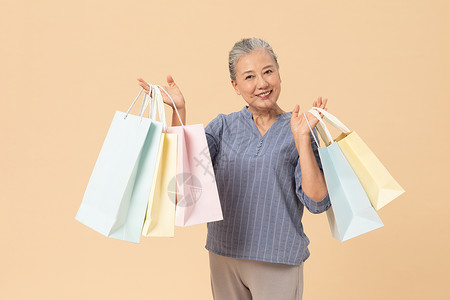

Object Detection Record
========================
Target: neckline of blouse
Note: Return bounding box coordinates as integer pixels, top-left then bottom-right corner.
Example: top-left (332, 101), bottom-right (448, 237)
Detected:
top-left (241, 106), bottom-right (291, 121)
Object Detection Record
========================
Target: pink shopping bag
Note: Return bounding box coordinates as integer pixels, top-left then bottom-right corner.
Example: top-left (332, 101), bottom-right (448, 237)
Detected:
top-left (167, 124), bottom-right (223, 226)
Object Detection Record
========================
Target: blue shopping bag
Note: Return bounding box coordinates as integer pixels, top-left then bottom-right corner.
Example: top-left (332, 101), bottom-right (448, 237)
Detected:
top-left (76, 89), bottom-right (163, 243)
top-left (306, 109), bottom-right (384, 241)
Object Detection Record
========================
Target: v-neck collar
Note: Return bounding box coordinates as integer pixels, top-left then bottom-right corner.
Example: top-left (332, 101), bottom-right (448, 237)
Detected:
top-left (240, 105), bottom-right (291, 121)
top-left (240, 105), bottom-right (291, 138)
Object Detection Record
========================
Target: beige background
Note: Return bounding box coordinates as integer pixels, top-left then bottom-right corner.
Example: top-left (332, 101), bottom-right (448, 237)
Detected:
top-left (1, 0), bottom-right (449, 299)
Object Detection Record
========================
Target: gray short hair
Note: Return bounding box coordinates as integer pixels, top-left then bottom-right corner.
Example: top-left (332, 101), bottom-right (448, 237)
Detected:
top-left (228, 37), bottom-right (279, 81)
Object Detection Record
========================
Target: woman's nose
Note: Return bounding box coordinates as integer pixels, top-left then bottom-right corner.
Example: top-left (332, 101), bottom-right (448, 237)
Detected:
top-left (256, 75), bottom-right (269, 89)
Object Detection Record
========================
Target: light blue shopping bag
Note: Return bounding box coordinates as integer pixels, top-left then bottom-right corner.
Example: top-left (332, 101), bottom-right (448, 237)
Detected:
top-left (306, 109), bottom-right (384, 241)
top-left (109, 120), bottom-right (162, 243)
top-left (76, 88), bottom-right (162, 243)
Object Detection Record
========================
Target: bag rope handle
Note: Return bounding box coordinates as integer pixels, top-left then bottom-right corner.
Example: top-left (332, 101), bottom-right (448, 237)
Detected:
top-left (123, 84), bottom-right (185, 129)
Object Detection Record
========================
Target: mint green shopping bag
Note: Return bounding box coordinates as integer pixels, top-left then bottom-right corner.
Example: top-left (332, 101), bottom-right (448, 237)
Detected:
top-left (76, 89), bottom-right (162, 243)
top-left (306, 109), bottom-right (384, 241)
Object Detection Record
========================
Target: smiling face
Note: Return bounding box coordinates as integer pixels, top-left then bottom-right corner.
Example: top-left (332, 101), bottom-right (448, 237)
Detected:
top-left (231, 49), bottom-right (282, 112)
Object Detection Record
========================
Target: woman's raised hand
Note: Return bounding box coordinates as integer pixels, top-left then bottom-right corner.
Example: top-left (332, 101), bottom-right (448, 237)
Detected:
top-left (137, 75), bottom-right (186, 110)
top-left (290, 96), bottom-right (328, 138)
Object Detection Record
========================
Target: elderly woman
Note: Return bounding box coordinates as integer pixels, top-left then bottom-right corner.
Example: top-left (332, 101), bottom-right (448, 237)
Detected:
top-left (138, 37), bottom-right (330, 300)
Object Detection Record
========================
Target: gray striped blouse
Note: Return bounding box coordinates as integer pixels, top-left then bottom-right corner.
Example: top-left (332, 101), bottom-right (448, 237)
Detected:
top-left (204, 105), bottom-right (331, 266)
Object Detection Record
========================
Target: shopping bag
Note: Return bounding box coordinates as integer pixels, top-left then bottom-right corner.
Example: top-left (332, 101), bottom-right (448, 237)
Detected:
top-left (142, 86), bottom-right (178, 237)
top-left (76, 89), bottom-right (162, 243)
top-left (312, 107), bottom-right (405, 210)
top-left (109, 93), bottom-right (163, 243)
top-left (161, 89), bottom-right (223, 226)
top-left (306, 109), bottom-right (384, 241)
top-left (167, 124), bottom-right (224, 226)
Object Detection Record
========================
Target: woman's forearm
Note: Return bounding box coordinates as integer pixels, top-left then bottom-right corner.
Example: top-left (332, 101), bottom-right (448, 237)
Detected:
top-left (171, 107), bottom-right (186, 126)
top-left (294, 134), bottom-right (328, 202)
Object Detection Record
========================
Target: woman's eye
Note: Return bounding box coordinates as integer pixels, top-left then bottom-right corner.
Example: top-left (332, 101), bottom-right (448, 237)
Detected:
top-left (245, 75), bottom-right (253, 80)
top-left (265, 70), bottom-right (273, 74)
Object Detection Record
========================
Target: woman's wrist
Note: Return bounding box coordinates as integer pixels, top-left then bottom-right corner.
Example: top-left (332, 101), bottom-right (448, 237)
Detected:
top-left (172, 101), bottom-right (186, 110)
top-left (171, 106), bottom-right (186, 126)
top-left (294, 132), bottom-right (311, 142)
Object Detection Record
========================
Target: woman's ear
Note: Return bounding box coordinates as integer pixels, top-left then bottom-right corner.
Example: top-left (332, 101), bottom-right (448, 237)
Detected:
top-left (231, 80), bottom-right (241, 95)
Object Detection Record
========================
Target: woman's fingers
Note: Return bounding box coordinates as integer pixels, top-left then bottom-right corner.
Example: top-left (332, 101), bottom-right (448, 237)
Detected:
top-left (137, 78), bottom-right (148, 87)
top-left (137, 78), bottom-right (151, 94)
top-left (314, 96), bottom-right (324, 108)
top-left (166, 74), bottom-right (175, 87)
top-left (292, 104), bottom-right (300, 118)
top-left (319, 98), bottom-right (327, 117)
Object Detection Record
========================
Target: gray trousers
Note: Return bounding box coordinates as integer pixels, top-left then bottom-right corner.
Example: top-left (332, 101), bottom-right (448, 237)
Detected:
top-left (209, 251), bottom-right (304, 300)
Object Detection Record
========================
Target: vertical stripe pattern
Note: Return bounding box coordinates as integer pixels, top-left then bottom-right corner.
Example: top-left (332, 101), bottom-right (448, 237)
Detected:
top-left (205, 106), bottom-right (331, 266)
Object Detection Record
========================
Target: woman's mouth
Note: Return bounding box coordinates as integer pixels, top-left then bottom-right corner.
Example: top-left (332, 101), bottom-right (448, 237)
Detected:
top-left (256, 90), bottom-right (272, 99)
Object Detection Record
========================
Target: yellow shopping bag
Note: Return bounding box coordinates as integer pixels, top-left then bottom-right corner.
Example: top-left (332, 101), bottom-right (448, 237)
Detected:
top-left (142, 132), bottom-right (177, 237)
top-left (312, 107), bottom-right (405, 210)
top-left (141, 85), bottom-right (177, 237)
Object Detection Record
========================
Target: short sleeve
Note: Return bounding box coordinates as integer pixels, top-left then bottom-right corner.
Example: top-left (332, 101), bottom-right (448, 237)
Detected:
top-left (294, 128), bottom-right (331, 214)
top-left (204, 114), bottom-right (225, 166)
